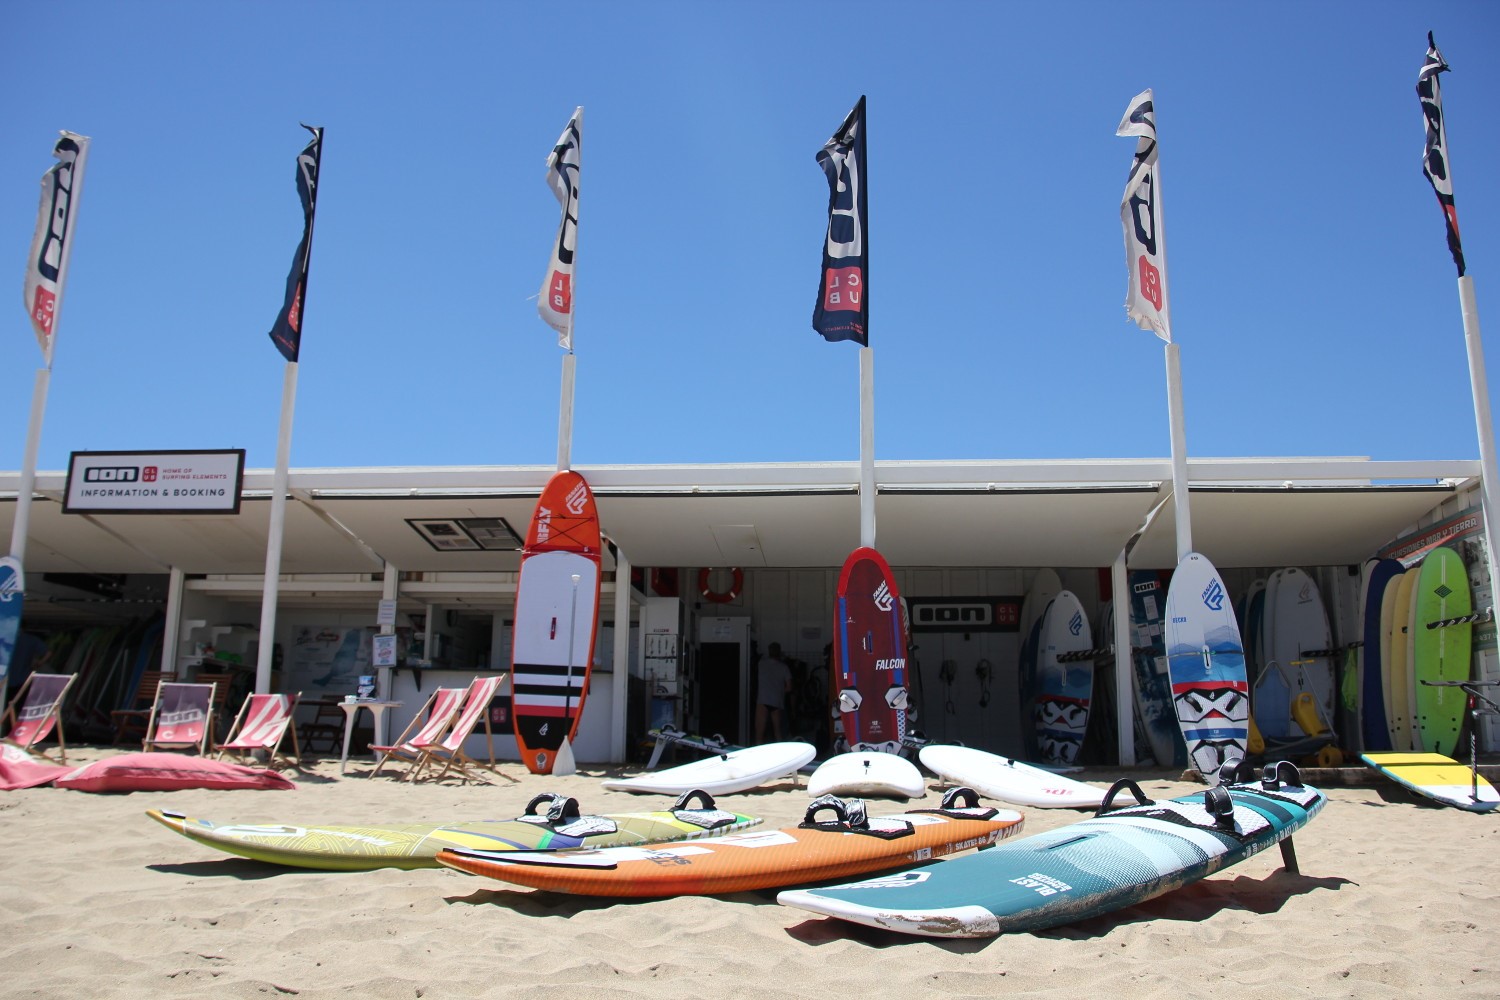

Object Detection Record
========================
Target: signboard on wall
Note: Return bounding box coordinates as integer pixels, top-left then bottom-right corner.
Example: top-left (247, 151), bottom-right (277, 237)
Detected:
top-left (907, 596), bottom-right (1022, 633)
top-left (62, 449), bottom-right (244, 514)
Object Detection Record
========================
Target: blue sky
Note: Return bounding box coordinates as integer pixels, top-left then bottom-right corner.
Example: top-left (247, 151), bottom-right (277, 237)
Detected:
top-left (3, 2), bottom-right (1498, 473)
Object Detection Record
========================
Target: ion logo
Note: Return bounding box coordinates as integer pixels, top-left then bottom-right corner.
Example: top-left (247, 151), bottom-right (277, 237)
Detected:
top-left (83, 467), bottom-right (139, 483)
top-left (1201, 578), bottom-right (1225, 611)
top-left (912, 604), bottom-right (992, 627)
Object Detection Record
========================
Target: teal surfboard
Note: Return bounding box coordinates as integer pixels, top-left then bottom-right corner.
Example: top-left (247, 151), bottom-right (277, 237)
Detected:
top-left (778, 763), bottom-right (1326, 938)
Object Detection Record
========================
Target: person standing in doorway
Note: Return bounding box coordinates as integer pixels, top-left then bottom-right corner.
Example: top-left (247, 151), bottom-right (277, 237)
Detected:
top-left (755, 642), bottom-right (793, 743)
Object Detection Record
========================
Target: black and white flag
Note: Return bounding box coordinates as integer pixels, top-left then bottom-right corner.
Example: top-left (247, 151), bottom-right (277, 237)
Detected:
top-left (1418, 32), bottom-right (1464, 277)
top-left (813, 96), bottom-right (868, 346)
top-left (539, 107), bottom-right (582, 350)
top-left (268, 125), bottom-right (323, 363)
top-left (23, 131), bottom-right (89, 366)
top-left (1118, 89), bottom-right (1171, 343)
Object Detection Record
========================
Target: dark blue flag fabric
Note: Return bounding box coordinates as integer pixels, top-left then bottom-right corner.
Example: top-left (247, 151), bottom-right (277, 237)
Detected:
top-left (268, 125), bottom-right (323, 362)
top-left (1417, 33), bottom-right (1464, 278)
top-left (813, 97), bottom-right (868, 346)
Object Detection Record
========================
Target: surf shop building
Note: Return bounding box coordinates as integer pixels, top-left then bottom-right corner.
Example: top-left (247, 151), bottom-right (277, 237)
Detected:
top-left (3, 455), bottom-right (1495, 765)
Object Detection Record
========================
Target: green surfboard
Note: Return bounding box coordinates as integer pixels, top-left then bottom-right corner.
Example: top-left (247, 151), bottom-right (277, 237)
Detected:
top-left (1412, 546), bottom-right (1472, 758)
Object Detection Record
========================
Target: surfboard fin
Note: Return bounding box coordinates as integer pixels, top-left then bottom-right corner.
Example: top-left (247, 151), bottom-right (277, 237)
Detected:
top-left (553, 736), bottom-right (577, 776)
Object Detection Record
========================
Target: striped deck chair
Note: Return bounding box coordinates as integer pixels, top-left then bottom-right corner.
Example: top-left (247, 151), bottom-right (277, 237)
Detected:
top-left (368, 686), bottom-right (465, 778)
top-left (1, 673), bottom-right (78, 762)
top-left (215, 692), bottom-right (302, 768)
top-left (408, 674), bottom-right (509, 783)
top-left (143, 681), bottom-right (217, 753)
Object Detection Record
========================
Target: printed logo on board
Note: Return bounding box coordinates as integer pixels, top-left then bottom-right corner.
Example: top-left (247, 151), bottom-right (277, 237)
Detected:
top-left (1068, 611), bottom-right (1083, 636)
top-left (536, 505), bottom-right (553, 542)
top-left (564, 481), bottom-right (589, 515)
top-left (873, 580), bottom-right (894, 612)
top-left (841, 870), bottom-right (931, 891)
top-left (1201, 578), bottom-right (1225, 611)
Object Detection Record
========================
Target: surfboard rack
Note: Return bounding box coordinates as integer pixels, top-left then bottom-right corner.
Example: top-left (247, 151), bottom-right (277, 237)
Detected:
top-left (1056, 647), bottom-right (1112, 664)
top-left (1425, 607), bottom-right (1494, 630)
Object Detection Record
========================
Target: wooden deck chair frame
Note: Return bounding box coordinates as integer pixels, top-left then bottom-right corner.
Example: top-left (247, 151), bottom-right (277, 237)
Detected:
top-left (1, 672), bottom-right (78, 762)
top-left (215, 691), bottom-right (302, 768)
top-left (369, 686), bottom-right (465, 778)
top-left (111, 670), bottom-right (176, 745)
top-left (408, 674), bottom-right (509, 784)
top-left (142, 681), bottom-right (218, 754)
top-left (298, 699), bottom-right (346, 754)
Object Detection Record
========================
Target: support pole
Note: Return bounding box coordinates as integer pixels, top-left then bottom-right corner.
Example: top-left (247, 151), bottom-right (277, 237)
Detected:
top-left (557, 352), bottom-right (576, 472)
top-left (612, 547), bottom-right (631, 764)
top-left (1457, 276), bottom-right (1500, 606)
top-left (1164, 342), bottom-right (1193, 562)
top-left (1112, 549), bottom-right (1135, 767)
top-left (254, 361), bottom-right (299, 694)
top-left (859, 346), bottom-right (876, 549)
top-left (161, 567), bottom-right (185, 676)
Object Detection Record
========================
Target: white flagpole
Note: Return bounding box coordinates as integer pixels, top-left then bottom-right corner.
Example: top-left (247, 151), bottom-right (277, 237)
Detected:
top-left (1150, 138), bottom-right (1193, 564)
top-left (12, 134), bottom-right (89, 565)
top-left (255, 361), bottom-right (298, 694)
top-left (557, 352), bottom-right (576, 472)
top-left (859, 346), bottom-right (876, 548)
top-left (1456, 276), bottom-right (1500, 603)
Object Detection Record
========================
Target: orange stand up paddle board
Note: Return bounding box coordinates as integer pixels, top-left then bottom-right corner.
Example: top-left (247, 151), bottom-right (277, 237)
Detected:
top-left (511, 471), bottom-right (602, 774)
top-left (436, 787), bottom-right (1023, 897)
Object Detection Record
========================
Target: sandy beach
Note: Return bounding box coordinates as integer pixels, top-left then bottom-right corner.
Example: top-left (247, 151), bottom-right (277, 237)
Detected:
top-left (2, 747), bottom-right (1497, 1000)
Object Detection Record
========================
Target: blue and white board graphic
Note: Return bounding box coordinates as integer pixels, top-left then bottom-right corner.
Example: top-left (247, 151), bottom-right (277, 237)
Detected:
top-left (0, 557), bottom-right (23, 690)
top-left (778, 766), bottom-right (1326, 938)
top-left (1035, 591), bottom-right (1092, 766)
top-left (1164, 553), bottom-right (1250, 782)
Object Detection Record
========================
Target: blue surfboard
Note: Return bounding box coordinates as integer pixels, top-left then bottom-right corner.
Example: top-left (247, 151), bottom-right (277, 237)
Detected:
top-left (1359, 559), bottom-right (1404, 752)
top-left (778, 762), bottom-right (1326, 938)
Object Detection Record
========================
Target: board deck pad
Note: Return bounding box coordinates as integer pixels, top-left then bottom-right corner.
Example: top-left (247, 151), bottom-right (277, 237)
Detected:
top-left (1361, 751), bottom-right (1499, 812)
top-left (778, 768), bottom-right (1327, 938)
top-left (146, 792), bottom-right (763, 870)
top-left (832, 548), bottom-right (908, 752)
top-left (437, 791), bottom-right (1023, 897)
top-left (1129, 571), bottom-right (1182, 767)
top-left (1411, 547), bottom-right (1472, 758)
top-left (511, 471), bottom-right (602, 774)
top-left (1035, 591), bottom-right (1092, 766)
top-left (1164, 553), bottom-right (1249, 782)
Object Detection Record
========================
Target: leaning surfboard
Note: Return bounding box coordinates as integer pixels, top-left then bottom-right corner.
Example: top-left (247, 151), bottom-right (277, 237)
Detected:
top-left (511, 470), bottom-right (602, 775)
top-left (777, 762), bottom-right (1326, 938)
top-left (1359, 558), bottom-right (1404, 753)
top-left (1128, 570), bottom-right (1183, 767)
top-left (436, 788), bottom-right (1022, 897)
top-left (0, 557), bottom-right (23, 692)
top-left (1361, 751), bottom-right (1498, 812)
top-left (1164, 552), bottom-right (1249, 782)
top-left (145, 791), bottom-right (761, 870)
top-left (831, 547), bottom-right (908, 753)
top-left (1035, 590), bottom-right (1092, 766)
top-left (1411, 546), bottom-right (1472, 758)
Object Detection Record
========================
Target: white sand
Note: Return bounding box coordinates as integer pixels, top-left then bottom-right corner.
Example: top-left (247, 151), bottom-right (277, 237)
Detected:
top-left (2, 747), bottom-right (1497, 999)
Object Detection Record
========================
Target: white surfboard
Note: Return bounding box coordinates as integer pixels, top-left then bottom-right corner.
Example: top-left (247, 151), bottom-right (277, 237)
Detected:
top-left (1268, 567), bottom-right (1333, 720)
top-left (602, 742), bottom-right (816, 796)
top-left (919, 743), bottom-right (1104, 809)
top-left (1035, 590), bottom-right (1093, 766)
top-left (806, 750), bottom-right (926, 800)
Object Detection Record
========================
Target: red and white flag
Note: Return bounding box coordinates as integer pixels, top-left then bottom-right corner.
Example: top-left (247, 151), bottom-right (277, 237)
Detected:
top-left (23, 131), bottom-right (89, 366)
top-left (1118, 90), bottom-right (1171, 343)
top-left (539, 107), bottom-right (582, 350)
top-left (1417, 32), bottom-right (1464, 277)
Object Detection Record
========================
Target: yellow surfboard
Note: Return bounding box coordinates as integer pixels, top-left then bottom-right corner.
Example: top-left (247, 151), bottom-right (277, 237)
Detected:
top-left (1384, 569), bottom-right (1418, 751)
top-left (1361, 751), bottom-right (1498, 812)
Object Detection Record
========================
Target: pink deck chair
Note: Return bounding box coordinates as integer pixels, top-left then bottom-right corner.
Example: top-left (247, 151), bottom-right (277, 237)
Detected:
top-left (1, 673), bottom-right (78, 762)
top-left (408, 674), bottom-right (509, 783)
top-left (215, 692), bottom-right (302, 768)
top-left (368, 686), bottom-right (465, 778)
top-left (143, 681), bottom-right (218, 754)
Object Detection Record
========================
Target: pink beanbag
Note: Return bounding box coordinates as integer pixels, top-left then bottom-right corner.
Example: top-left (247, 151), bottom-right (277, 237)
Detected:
top-left (0, 744), bottom-right (72, 790)
top-left (53, 752), bottom-right (297, 792)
